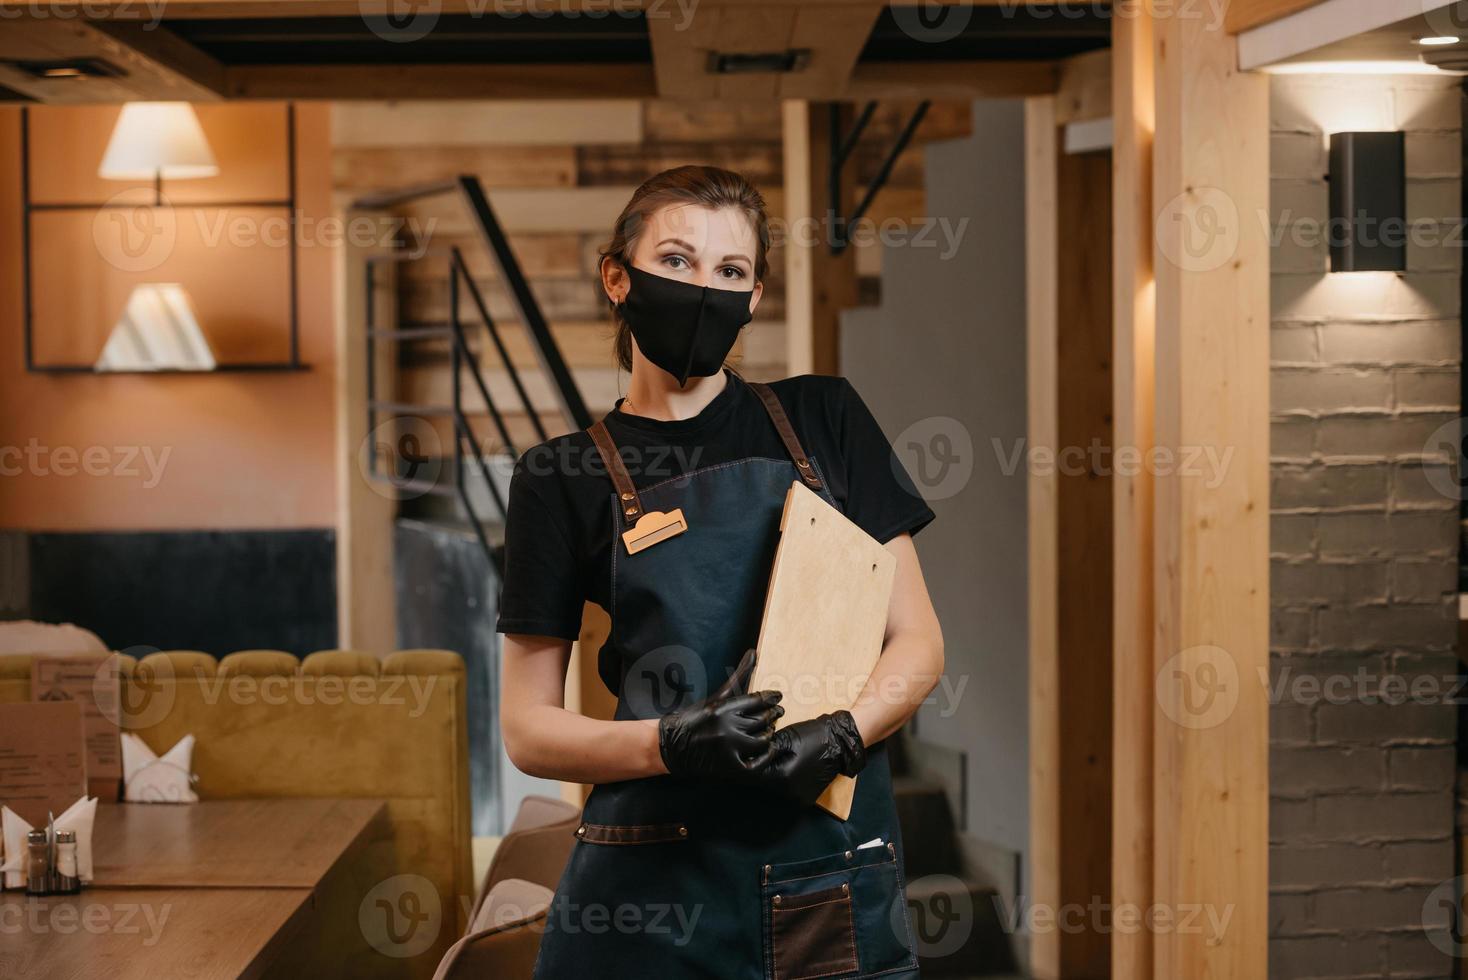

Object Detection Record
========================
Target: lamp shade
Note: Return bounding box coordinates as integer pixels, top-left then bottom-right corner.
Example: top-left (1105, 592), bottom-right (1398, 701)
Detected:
top-left (98, 102), bottom-right (219, 181)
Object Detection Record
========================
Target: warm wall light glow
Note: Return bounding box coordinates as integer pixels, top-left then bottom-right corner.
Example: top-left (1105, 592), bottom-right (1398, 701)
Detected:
top-left (98, 102), bottom-right (219, 181)
top-left (1264, 60), bottom-right (1457, 75)
top-left (1418, 36), bottom-right (1461, 46)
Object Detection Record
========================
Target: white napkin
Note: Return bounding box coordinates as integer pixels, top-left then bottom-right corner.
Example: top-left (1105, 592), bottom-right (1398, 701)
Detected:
top-left (1, 797), bottom-right (98, 888)
top-left (122, 733), bottom-right (199, 804)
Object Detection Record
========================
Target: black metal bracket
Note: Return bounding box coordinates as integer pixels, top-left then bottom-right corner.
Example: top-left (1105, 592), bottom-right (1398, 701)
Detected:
top-left (828, 100), bottom-right (931, 256)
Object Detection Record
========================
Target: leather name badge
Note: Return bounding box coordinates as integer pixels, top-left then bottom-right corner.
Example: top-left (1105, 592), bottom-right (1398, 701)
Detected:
top-left (622, 508), bottom-right (688, 554)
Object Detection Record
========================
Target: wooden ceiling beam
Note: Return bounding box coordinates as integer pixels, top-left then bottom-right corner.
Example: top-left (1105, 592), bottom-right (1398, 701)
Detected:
top-left (0, 15), bottom-right (225, 103)
top-left (221, 63), bottom-right (658, 99)
top-left (1222, 0), bottom-right (1326, 34)
top-left (222, 60), bottom-right (1060, 101)
top-left (648, 1), bottom-right (885, 101)
top-left (1055, 47), bottom-right (1109, 126)
top-left (0, 0), bottom-right (1030, 17)
top-left (847, 60), bottom-right (1058, 100)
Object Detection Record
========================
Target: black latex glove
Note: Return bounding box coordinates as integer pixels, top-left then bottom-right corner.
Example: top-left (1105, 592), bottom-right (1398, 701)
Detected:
top-left (658, 650), bottom-right (784, 780)
top-left (760, 710), bottom-right (867, 806)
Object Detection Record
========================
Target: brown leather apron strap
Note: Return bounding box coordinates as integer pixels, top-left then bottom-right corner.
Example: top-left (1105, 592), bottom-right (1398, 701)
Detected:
top-left (589, 419), bottom-right (644, 523)
top-left (747, 381), bottom-right (825, 491)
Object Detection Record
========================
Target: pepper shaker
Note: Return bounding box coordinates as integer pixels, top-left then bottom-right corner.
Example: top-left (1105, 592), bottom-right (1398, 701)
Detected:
top-left (25, 829), bottom-right (51, 896)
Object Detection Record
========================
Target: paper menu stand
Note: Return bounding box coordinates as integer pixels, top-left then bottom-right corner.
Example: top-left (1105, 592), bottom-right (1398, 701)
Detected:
top-left (31, 654), bottom-right (123, 803)
top-left (0, 700), bottom-right (87, 828)
top-left (749, 481), bottom-right (897, 820)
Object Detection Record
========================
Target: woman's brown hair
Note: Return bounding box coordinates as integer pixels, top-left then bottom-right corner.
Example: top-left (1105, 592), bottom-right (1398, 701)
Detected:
top-left (600, 165), bottom-right (771, 372)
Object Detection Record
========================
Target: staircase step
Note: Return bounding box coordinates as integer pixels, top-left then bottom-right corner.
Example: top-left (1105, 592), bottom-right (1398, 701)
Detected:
top-left (893, 775), bottom-right (963, 879)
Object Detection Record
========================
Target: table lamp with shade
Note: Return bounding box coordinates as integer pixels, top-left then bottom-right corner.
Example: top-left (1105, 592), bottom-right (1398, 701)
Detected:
top-left (98, 101), bottom-right (218, 206)
top-left (94, 102), bottom-right (219, 371)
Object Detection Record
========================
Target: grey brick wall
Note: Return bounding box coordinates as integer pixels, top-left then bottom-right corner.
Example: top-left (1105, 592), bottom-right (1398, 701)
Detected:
top-left (1270, 74), bottom-right (1462, 979)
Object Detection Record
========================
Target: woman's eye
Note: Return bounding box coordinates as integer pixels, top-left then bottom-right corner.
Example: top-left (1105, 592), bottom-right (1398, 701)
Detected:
top-left (663, 255), bottom-right (689, 270)
top-left (718, 266), bottom-right (745, 280)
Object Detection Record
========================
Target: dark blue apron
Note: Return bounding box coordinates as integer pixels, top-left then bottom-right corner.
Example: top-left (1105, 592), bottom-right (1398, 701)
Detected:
top-left (533, 378), bottom-right (919, 980)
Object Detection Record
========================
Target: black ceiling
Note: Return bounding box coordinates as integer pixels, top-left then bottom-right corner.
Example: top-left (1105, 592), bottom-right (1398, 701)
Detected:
top-left (164, 3), bottom-right (1111, 67)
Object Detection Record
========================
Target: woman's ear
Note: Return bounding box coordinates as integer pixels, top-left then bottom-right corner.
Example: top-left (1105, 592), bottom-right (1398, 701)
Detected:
top-left (747, 280), bottom-right (764, 316)
top-left (601, 255), bottom-right (629, 306)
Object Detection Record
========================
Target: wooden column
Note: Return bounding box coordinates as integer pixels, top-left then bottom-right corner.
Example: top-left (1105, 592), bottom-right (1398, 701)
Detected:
top-left (1025, 94), bottom-right (1061, 980)
top-left (781, 100), bottom-right (856, 377)
top-left (1029, 88), bottom-right (1117, 979)
top-left (334, 205), bottom-right (397, 651)
top-left (1110, 6), bottom-right (1156, 980)
top-left (1150, 9), bottom-right (1269, 979)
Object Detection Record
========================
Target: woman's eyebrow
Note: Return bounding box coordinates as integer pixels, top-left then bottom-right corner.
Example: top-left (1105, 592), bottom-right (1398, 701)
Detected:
top-left (721, 254), bottom-right (752, 265)
top-left (656, 237), bottom-right (696, 251)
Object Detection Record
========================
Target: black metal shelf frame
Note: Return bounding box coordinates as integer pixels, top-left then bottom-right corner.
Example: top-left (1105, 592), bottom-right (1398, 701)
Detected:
top-left (19, 103), bottom-right (303, 374)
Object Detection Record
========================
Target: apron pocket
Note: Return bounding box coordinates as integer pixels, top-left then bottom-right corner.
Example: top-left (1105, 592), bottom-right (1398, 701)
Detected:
top-left (761, 843), bottom-right (916, 979)
top-left (574, 820), bottom-right (690, 845)
top-left (768, 884), bottom-right (858, 980)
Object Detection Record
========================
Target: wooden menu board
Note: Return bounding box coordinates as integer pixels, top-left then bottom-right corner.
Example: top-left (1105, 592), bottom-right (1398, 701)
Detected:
top-left (750, 481), bottom-right (896, 819)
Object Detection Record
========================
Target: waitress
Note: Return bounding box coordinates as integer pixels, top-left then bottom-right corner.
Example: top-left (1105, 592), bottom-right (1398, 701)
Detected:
top-left (499, 165), bottom-right (944, 979)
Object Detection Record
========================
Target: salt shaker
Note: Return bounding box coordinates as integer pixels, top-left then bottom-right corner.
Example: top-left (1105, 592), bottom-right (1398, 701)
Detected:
top-left (55, 830), bottom-right (79, 895)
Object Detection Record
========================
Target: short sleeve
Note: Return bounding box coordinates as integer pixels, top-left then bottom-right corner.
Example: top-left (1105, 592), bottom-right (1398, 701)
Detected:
top-left (495, 461), bottom-right (585, 641)
top-left (837, 379), bottom-right (936, 544)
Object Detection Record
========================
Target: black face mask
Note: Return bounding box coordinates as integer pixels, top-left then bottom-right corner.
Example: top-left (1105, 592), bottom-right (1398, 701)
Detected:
top-left (616, 264), bottom-right (754, 386)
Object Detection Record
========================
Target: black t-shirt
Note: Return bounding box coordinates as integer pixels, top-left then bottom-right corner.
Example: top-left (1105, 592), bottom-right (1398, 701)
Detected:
top-left (495, 371), bottom-right (935, 640)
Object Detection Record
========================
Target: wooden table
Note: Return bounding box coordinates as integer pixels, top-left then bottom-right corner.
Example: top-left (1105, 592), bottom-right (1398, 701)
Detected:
top-left (0, 889), bottom-right (312, 980)
top-left (91, 798), bottom-right (384, 888)
top-left (5, 799), bottom-right (385, 980)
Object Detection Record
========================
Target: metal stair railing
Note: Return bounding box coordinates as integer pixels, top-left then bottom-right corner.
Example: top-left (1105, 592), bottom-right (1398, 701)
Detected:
top-left (355, 176), bottom-right (591, 569)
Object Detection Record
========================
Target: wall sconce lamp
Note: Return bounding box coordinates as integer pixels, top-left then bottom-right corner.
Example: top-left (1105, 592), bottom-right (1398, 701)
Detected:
top-left (1328, 131), bottom-right (1405, 274)
top-left (98, 102), bottom-right (218, 206)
